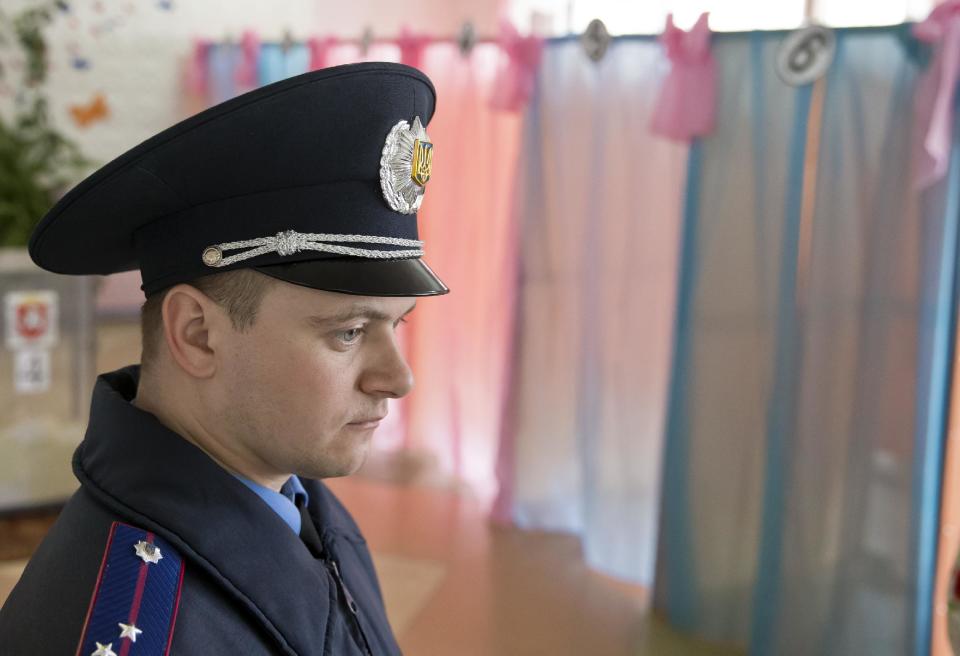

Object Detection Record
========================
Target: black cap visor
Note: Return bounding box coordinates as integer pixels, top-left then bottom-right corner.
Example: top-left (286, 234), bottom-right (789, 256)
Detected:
top-left (254, 257), bottom-right (449, 297)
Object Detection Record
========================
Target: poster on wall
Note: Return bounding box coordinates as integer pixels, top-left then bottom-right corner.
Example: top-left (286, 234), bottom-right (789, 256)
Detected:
top-left (5, 290), bottom-right (59, 351)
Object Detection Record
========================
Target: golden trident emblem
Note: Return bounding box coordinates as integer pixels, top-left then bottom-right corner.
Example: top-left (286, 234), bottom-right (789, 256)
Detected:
top-left (412, 138), bottom-right (433, 186)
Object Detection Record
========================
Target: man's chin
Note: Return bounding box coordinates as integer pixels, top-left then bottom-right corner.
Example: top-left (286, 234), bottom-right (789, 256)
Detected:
top-left (300, 447), bottom-right (369, 480)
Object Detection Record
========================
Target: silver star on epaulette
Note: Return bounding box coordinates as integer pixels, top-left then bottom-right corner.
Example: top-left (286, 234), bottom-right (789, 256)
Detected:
top-left (133, 540), bottom-right (163, 564)
top-left (91, 642), bottom-right (117, 656)
top-left (119, 622), bottom-right (143, 642)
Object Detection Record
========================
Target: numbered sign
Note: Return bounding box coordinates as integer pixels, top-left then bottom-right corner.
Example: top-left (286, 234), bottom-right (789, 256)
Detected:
top-left (5, 290), bottom-right (59, 350)
top-left (776, 25), bottom-right (836, 87)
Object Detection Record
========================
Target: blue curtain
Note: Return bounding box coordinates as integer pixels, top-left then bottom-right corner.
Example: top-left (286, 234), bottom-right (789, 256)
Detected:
top-left (257, 43), bottom-right (310, 85)
top-left (205, 42), bottom-right (310, 103)
top-left (655, 26), bottom-right (957, 656)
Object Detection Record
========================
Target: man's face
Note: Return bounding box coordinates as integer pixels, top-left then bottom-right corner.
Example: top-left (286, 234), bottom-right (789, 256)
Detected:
top-left (214, 280), bottom-right (415, 480)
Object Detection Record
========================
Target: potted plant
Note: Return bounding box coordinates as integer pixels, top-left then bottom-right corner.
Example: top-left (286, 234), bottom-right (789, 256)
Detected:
top-left (0, 1), bottom-right (91, 245)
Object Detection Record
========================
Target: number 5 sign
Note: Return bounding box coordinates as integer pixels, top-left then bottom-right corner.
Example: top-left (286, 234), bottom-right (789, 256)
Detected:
top-left (5, 291), bottom-right (59, 351)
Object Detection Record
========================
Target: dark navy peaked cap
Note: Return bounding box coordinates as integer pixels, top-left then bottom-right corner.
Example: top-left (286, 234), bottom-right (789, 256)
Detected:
top-left (28, 61), bottom-right (449, 297)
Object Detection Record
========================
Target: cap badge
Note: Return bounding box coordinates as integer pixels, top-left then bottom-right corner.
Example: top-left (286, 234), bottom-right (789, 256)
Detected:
top-left (380, 116), bottom-right (433, 214)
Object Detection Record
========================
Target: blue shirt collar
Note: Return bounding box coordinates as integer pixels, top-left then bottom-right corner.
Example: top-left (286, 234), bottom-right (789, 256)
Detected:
top-left (233, 474), bottom-right (309, 535)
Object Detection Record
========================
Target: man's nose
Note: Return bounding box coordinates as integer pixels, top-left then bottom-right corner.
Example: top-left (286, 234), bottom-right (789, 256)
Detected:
top-left (360, 332), bottom-right (414, 399)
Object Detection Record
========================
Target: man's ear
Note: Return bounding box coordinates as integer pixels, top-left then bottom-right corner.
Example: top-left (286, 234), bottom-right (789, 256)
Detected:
top-left (160, 284), bottom-right (228, 379)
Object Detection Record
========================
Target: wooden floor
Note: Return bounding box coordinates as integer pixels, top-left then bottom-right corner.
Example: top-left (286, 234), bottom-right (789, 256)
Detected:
top-left (0, 476), bottom-right (744, 656)
top-left (327, 477), bottom-right (743, 656)
top-left (327, 477), bottom-right (646, 654)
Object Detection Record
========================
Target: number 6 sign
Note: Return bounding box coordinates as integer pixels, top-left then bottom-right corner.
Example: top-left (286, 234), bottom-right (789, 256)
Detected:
top-left (776, 25), bottom-right (836, 87)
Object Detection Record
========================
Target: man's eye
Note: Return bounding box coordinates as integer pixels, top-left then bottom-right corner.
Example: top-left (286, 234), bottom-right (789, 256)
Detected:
top-left (337, 328), bottom-right (364, 344)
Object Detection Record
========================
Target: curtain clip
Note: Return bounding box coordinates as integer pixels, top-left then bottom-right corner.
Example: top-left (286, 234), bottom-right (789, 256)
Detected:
top-left (582, 18), bottom-right (611, 62)
top-left (360, 26), bottom-right (374, 56)
top-left (458, 21), bottom-right (477, 57)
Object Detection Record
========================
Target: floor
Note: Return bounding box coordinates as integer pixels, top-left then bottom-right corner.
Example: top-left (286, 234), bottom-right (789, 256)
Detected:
top-left (326, 477), bottom-right (743, 656)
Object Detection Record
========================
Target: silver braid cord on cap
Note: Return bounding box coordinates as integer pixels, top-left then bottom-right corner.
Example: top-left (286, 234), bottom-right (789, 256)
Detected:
top-left (201, 230), bottom-right (424, 268)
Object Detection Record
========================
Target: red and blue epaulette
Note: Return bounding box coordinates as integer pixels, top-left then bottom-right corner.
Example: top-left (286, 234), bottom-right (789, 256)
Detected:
top-left (75, 522), bottom-right (185, 656)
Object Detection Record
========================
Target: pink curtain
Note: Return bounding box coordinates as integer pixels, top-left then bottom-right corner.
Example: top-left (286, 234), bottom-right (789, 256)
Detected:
top-left (394, 43), bottom-right (524, 505)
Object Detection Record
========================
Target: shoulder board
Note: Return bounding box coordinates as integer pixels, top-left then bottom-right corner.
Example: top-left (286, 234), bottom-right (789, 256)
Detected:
top-left (75, 521), bottom-right (185, 656)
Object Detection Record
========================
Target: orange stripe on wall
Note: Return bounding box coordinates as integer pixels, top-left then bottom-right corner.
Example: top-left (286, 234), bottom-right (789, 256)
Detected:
top-left (796, 76), bottom-right (825, 309)
top-left (932, 323), bottom-right (960, 655)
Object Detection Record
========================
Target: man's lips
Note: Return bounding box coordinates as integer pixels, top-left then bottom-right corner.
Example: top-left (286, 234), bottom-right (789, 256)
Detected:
top-left (348, 415), bottom-right (386, 428)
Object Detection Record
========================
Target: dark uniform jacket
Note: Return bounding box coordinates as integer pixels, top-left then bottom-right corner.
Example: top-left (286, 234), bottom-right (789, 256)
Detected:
top-left (0, 365), bottom-right (401, 655)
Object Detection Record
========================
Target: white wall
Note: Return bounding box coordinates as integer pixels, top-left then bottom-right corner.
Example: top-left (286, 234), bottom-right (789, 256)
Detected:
top-left (4, 0), bottom-right (502, 165)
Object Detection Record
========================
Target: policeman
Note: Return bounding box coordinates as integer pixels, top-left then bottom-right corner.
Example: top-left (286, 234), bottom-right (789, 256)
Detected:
top-left (0, 61), bottom-right (447, 655)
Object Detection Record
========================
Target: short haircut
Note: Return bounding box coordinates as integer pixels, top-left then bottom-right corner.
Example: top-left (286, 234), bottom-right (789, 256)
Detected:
top-left (139, 268), bottom-right (277, 373)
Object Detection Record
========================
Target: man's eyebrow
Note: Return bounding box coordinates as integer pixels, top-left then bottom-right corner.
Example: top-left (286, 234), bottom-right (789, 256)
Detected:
top-left (306, 302), bottom-right (417, 326)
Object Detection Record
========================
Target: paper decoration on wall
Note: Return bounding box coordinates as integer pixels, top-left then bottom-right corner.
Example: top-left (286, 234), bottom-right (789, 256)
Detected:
top-left (69, 93), bottom-right (109, 127)
top-left (67, 43), bottom-right (89, 70)
top-left (90, 14), bottom-right (130, 38)
top-left (776, 25), bottom-right (835, 87)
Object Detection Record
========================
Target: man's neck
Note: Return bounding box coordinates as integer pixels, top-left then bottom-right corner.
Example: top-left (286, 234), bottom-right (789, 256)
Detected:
top-left (132, 376), bottom-right (289, 492)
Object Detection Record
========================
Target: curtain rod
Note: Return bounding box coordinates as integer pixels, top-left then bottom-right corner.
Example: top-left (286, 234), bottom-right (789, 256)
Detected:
top-left (215, 21), bottom-right (916, 48)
